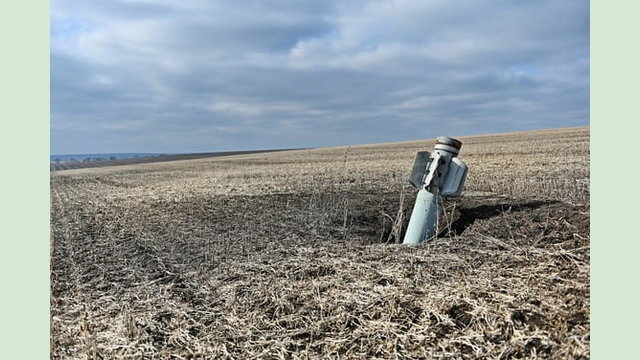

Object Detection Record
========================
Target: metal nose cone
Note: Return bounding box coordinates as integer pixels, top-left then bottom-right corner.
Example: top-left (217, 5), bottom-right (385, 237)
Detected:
top-left (436, 136), bottom-right (462, 149)
top-left (434, 136), bottom-right (462, 155)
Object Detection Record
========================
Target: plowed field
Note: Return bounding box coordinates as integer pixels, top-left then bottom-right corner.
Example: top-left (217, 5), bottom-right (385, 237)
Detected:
top-left (51, 126), bottom-right (589, 359)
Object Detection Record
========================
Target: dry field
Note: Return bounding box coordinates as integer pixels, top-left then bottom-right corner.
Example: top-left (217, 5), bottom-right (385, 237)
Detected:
top-left (50, 126), bottom-right (589, 359)
top-left (49, 149), bottom-right (298, 171)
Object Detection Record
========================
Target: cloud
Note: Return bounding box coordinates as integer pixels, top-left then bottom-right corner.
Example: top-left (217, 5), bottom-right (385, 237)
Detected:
top-left (51, 0), bottom-right (589, 154)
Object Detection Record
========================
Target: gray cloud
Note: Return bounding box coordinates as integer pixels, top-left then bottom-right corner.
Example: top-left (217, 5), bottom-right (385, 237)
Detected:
top-left (51, 0), bottom-right (589, 154)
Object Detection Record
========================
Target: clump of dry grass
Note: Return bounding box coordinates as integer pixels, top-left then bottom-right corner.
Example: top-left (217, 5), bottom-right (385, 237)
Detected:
top-left (51, 127), bottom-right (589, 359)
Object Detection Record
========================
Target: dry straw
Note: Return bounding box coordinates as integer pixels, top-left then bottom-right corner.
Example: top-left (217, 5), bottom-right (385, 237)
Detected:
top-left (51, 127), bottom-right (589, 359)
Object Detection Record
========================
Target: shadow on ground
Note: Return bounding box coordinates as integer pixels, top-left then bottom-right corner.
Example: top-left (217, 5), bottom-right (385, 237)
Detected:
top-left (445, 199), bottom-right (559, 237)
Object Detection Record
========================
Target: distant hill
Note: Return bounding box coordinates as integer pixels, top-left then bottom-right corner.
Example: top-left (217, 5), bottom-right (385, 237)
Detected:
top-left (51, 153), bottom-right (166, 163)
top-left (50, 149), bottom-right (303, 171)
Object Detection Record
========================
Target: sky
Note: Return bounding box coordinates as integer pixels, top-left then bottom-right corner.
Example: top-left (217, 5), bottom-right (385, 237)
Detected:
top-left (51, 0), bottom-right (589, 155)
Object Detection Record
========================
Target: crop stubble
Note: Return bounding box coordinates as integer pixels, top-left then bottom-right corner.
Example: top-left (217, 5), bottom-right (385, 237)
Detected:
top-left (51, 127), bottom-right (589, 359)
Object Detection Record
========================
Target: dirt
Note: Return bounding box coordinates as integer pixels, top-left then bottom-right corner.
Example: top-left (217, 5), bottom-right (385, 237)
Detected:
top-left (50, 127), bottom-right (590, 359)
top-left (51, 184), bottom-right (589, 359)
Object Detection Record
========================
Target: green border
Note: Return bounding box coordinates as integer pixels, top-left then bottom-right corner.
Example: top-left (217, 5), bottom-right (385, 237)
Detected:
top-left (0, 1), bottom-right (49, 358)
top-left (591, 0), bottom-right (637, 357)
